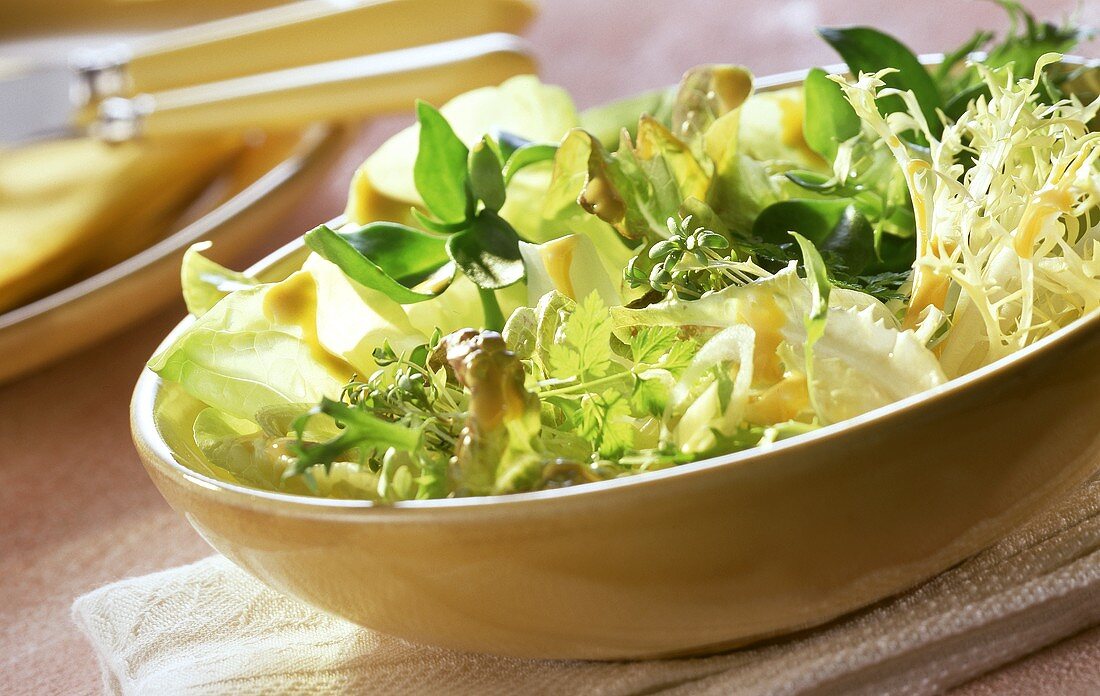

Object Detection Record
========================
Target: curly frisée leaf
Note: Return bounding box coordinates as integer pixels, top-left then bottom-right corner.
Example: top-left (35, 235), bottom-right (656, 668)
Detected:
top-left (666, 325), bottom-right (756, 454)
top-left (938, 1), bottom-right (1090, 106)
top-left (791, 232), bottom-right (831, 418)
top-left (833, 55), bottom-right (1100, 374)
top-left (783, 306), bottom-right (949, 423)
top-left (612, 267), bottom-right (945, 425)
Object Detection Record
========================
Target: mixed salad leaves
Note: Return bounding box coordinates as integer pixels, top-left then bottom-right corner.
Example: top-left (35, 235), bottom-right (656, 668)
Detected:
top-left (151, 3), bottom-right (1100, 500)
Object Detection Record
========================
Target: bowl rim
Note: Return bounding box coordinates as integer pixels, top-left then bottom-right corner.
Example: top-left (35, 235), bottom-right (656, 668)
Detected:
top-left (131, 55), bottom-right (1100, 516)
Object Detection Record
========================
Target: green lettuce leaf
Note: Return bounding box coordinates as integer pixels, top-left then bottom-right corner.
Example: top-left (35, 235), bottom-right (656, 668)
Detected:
top-left (547, 123), bottom-right (711, 244)
top-left (671, 64), bottom-right (754, 161)
top-left (149, 275), bottom-right (351, 422)
top-left (303, 253), bottom-right (525, 374)
top-left (541, 128), bottom-right (636, 276)
top-left (349, 75), bottom-right (580, 239)
top-left (180, 242), bottom-right (258, 317)
top-left (579, 86), bottom-right (676, 147)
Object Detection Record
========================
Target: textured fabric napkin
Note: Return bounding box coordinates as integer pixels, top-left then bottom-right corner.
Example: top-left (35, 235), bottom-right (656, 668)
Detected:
top-left (73, 478), bottom-right (1100, 696)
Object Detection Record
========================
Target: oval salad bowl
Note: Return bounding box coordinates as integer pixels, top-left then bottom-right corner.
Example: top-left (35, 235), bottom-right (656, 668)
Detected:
top-left (132, 56), bottom-right (1100, 659)
top-left (133, 278), bottom-right (1100, 660)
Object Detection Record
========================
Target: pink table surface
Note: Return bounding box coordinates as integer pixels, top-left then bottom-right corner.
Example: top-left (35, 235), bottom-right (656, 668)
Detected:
top-left (2, 1), bottom-right (1099, 693)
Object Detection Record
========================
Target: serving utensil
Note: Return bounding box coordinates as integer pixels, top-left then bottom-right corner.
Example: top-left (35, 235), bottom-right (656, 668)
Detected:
top-left (92, 33), bottom-right (536, 141)
top-left (0, 0), bottom-right (535, 144)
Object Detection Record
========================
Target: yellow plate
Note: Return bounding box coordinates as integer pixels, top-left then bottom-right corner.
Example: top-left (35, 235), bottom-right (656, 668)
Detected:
top-left (0, 124), bottom-right (350, 384)
top-left (130, 66), bottom-right (1100, 660)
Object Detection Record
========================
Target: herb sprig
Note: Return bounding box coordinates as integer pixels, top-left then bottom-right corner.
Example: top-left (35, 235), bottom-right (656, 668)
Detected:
top-left (305, 102), bottom-right (558, 330)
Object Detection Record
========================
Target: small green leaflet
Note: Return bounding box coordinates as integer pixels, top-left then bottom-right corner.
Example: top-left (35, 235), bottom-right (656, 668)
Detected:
top-left (630, 325), bottom-right (695, 371)
top-left (792, 232), bottom-right (831, 343)
top-left (632, 375), bottom-right (670, 418)
top-left (937, 2), bottom-right (1086, 116)
top-left (445, 210), bottom-right (525, 290)
top-left (577, 390), bottom-right (633, 458)
top-left (502, 142), bottom-right (559, 185)
top-left (335, 220), bottom-right (451, 283)
top-left (803, 67), bottom-right (861, 161)
top-left (413, 100), bottom-right (473, 225)
top-left (547, 292), bottom-right (613, 379)
top-left (753, 200), bottom-right (876, 275)
top-left (467, 136), bottom-right (506, 212)
top-left (818, 26), bottom-right (945, 137)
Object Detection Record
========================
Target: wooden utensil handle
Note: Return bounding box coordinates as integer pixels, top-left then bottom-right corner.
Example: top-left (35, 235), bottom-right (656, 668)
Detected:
top-left (100, 34), bottom-right (537, 140)
top-left (122, 0), bottom-right (536, 95)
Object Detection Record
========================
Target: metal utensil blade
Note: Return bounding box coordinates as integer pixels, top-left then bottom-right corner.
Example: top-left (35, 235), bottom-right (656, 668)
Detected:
top-left (0, 63), bottom-right (80, 145)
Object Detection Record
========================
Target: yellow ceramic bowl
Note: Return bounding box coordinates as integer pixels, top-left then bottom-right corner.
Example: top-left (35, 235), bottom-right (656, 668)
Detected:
top-left (131, 68), bottom-right (1100, 660)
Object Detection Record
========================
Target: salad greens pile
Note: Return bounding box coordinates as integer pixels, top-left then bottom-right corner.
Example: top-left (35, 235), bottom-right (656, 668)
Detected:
top-left (151, 3), bottom-right (1100, 501)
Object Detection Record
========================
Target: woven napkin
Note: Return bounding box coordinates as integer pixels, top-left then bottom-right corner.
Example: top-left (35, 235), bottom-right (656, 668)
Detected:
top-left (73, 477), bottom-right (1100, 696)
